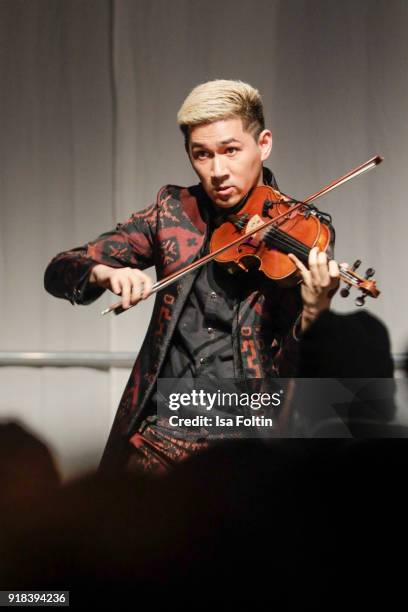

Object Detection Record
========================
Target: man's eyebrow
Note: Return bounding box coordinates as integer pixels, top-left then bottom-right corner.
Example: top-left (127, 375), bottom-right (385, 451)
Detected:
top-left (190, 138), bottom-right (242, 149)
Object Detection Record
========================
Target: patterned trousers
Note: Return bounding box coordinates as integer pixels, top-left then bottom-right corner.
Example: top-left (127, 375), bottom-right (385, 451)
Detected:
top-left (126, 416), bottom-right (211, 477)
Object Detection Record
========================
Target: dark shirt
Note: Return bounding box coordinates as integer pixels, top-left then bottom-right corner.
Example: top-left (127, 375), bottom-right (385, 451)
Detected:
top-left (159, 259), bottom-right (236, 379)
top-left (159, 249), bottom-right (267, 381)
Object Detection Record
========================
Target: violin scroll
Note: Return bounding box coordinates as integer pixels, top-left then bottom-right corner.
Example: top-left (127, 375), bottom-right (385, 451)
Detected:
top-left (339, 260), bottom-right (380, 306)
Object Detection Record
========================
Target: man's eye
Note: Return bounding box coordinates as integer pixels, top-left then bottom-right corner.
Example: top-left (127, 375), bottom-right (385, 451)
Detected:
top-left (226, 147), bottom-right (238, 155)
top-left (195, 151), bottom-right (210, 159)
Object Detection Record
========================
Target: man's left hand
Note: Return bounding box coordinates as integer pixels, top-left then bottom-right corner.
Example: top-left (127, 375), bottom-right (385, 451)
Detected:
top-left (288, 246), bottom-right (340, 333)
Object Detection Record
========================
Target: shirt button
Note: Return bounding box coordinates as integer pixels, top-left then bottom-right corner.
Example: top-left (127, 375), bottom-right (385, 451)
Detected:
top-left (210, 291), bottom-right (217, 299)
top-left (199, 357), bottom-right (207, 365)
top-left (207, 327), bottom-right (214, 334)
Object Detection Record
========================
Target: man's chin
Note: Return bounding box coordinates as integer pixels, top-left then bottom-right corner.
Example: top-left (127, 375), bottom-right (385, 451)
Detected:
top-left (212, 194), bottom-right (242, 208)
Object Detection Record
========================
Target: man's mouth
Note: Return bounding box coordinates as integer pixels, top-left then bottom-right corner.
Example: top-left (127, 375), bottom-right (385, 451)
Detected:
top-left (215, 186), bottom-right (234, 195)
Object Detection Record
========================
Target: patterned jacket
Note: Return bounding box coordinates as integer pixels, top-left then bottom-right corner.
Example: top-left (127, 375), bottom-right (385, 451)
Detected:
top-left (44, 180), bottom-right (310, 473)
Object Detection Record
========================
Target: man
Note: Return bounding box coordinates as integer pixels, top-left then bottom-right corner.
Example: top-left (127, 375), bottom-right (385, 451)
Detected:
top-left (44, 79), bottom-right (340, 475)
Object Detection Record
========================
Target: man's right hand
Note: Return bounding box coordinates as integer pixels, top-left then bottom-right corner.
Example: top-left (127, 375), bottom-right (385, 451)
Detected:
top-left (89, 264), bottom-right (153, 309)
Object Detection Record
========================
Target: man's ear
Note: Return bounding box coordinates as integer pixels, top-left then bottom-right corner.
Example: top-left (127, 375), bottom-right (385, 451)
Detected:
top-left (258, 129), bottom-right (272, 162)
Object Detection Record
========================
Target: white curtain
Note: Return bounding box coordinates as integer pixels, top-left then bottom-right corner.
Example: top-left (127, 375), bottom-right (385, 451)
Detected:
top-left (1, 0), bottom-right (407, 479)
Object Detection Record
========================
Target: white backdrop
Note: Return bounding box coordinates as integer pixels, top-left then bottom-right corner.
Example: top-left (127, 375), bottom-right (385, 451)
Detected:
top-left (1, 0), bottom-right (407, 479)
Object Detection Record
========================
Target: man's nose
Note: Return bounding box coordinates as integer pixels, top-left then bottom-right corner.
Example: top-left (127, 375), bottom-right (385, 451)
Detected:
top-left (211, 155), bottom-right (229, 181)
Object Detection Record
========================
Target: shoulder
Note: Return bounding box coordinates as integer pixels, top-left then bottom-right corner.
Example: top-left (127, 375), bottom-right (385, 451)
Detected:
top-left (154, 183), bottom-right (206, 217)
top-left (155, 183), bottom-right (201, 204)
top-left (123, 184), bottom-right (192, 222)
top-left (152, 183), bottom-right (208, 233)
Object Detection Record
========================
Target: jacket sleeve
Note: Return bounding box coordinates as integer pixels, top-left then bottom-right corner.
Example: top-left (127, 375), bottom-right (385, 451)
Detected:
top-left (271, 220), bottom-right (336, 377)
top-left (44, 197), bottom-right (159, 306)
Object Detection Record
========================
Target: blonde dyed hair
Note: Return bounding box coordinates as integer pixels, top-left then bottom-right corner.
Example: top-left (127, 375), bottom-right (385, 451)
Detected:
top-left (177, 79), bottom-right (265, 150)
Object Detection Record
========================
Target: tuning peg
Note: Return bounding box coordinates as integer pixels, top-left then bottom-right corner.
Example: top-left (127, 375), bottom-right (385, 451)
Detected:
top-left (340, 286), bottom-right (350, 298)
top-left (365, 267), bottom-right (375, 279)
top-left (351, 259), bottom-right (361, 271)
top-left (355, 294), bottom-right (366, 307)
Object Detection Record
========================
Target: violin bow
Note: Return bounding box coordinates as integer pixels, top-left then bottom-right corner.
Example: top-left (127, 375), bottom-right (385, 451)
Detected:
top-left (101, 155), bottom-right (383, 316)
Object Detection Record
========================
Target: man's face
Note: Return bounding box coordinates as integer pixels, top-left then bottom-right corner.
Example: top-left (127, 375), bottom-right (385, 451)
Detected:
top-left (188, 117), bottom-right (272, 208)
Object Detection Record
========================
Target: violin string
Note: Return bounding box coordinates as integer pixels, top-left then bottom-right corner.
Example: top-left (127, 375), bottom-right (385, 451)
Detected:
top-left (261, 224), bottom-right (311, 259)
top-left (339, 270), bottom-right (359, 285)
top-left (257, 224), bottom-right (360, 286)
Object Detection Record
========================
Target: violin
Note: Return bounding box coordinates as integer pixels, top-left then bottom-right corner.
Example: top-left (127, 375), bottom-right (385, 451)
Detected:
top-left (102, 156), bottom-right (382, 316)
top-left (210, 183), bottom-right (378, 305)
top-left (210, 184), bottom-right (333, 283)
